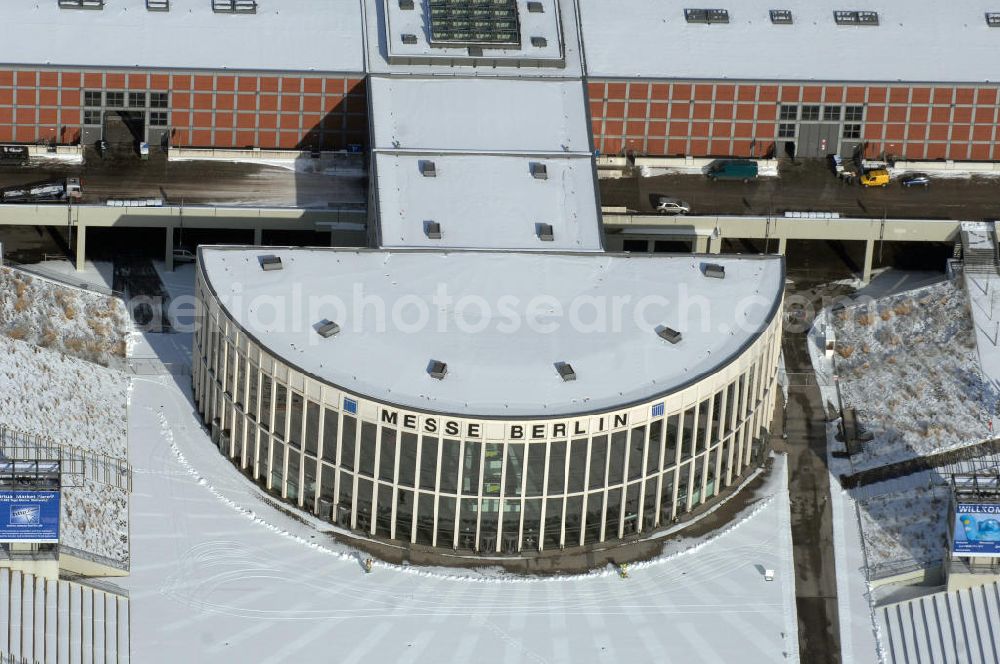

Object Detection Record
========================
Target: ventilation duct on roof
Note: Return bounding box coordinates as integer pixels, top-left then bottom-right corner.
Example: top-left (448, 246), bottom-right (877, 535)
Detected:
top-left (401, 33), bottom-right (418, 44)
top-left (537, 223), bottom-right (554, 241)
top-left (316, 320), bottom-right (341, 338)
top-left (987, 12), bottom-right (1000, 26)
top-left (684, 8), bottom-right (729, 23)
top-left (399, 0), bottom-right (414, 8)
top-left (425, 221), bottom-right (442, 239)
top-left (555, 362), bottom-right (576, 382)
top-left (703, 263), bottom-right (725, 279)
top-left (428, 360), bottom-right (448, 380)
top-left (769, 9), bottom-right (792, 24)
top-left (656, 326), bottom-right (683, 344)
top-left (146, 0), bottom-right (170, 9)
top-left (213, 0), bottom-right (257, 14)
top-left (259, 255), bottom-right (282, 271)
top-left (527, 1), bottom-right (544, 11)
top-left (59, 0), bottom-right (104, 8)
top-left (420, 160), bottom-right (437, 177)
top-left (531, 36), bottom-right (548, 47)
top-left (530, 163), bottom-right (548, 180)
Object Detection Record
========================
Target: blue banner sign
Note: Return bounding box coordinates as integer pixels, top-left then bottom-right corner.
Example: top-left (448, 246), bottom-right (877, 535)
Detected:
top-left (953, 503), bottom-right (1000, 557)
top-left (0, 491), bottom-right (60, 543)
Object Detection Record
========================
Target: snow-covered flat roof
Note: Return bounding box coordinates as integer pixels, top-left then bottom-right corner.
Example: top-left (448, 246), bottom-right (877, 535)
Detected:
top-left (370, 76), bottom-right (591, 153)
top-left (578, 0), bottom-right (1000, 83)
top-left (373, 152), bottom-right (602, 251)
top-left (1, 0), bottom-right (364, 73)
top-left (200, 248), bottom-right (783, 417)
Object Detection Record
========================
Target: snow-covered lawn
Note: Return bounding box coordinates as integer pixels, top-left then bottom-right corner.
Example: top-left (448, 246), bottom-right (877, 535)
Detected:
top-left (0, 266), bottom-right (129, 368)
top-left (0, 334), bottom-right (128, 458)
top-left (856, 484), bottom-right (950, 571)
top-left (825, 280), bottom-right (992, 472)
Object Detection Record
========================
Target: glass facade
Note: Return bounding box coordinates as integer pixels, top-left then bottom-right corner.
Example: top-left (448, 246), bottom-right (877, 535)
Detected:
top-left (193, 267), bottom-right (783, 557)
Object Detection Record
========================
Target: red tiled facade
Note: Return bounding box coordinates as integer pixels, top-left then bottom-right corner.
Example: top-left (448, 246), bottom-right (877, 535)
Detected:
top-left (588, 80), bottom-right (1000, 161)
top-left (0, 67), bottom-right (368, 150)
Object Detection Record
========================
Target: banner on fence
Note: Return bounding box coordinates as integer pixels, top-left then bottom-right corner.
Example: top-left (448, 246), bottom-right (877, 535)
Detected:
top-left (953, 503), bottom-right (1000, 557)
top-left (0, 491), bottom-right (60, 543)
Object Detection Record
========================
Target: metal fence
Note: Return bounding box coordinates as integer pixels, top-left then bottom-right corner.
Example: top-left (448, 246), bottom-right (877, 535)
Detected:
top-left (0, 425), bottom-right (131, 493)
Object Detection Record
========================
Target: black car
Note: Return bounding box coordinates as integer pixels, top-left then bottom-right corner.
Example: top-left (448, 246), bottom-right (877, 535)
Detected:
top-left (900, 173), bottom-right (930, 188)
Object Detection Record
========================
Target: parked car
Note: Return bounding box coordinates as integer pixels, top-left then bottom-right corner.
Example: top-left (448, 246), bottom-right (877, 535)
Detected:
top-left (654, 196), bottom-right (690, 215)
top-left (900, 173), bottom-right (930, 188)
top-left (860, 169), bottom-right (890, 187)
top-left (706, 160), bottom-right (759, 182)
top-left (172, 248), bottom-right (196, 264)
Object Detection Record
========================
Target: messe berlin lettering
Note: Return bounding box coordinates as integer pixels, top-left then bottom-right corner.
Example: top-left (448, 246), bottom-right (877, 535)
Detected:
top-left (380, 409), bottom-right (629, 439)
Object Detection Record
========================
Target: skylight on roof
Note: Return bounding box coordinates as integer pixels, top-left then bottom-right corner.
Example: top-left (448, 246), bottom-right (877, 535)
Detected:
top-left (834, 10), bottom-right (879, 25)
top-left (428, 0), bottom-right (522, 48)
top-left (684, 8), bottom-right (730, 24)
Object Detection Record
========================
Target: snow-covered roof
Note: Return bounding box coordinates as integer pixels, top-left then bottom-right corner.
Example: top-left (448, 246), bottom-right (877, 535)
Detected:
top-left (373, 152), bottom-right (602, 250)
top-left (369, 76), bottom-right (591, 153)
top-left (199, 247), bottom-right (784, 417)
top-left (578, 0), bottom-right (1000, 83)
top-left (1, 0), bottom-right (364, 73)
top-left (364, 0), bottom-right (584, 77)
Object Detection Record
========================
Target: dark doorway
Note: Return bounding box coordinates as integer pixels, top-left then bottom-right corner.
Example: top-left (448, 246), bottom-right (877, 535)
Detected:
top-left (103, 111), bottom-right (145, 156)
top-left (783, 141), bottom-right (795, 159)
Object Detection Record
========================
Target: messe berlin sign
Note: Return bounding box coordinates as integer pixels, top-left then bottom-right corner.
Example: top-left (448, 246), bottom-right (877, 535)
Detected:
top-left (953, 503), bottom-right (1000, 557)
top-left (0, 491), bottom-right (60, 543)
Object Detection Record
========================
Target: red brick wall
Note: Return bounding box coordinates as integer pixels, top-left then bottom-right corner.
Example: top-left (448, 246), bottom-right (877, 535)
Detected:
top-left (588, 79), bottom-right (1000, 161)
top-left (0, 67), bottom-right (368, 150)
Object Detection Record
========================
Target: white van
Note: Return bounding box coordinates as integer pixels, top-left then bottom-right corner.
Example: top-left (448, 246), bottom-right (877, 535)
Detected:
top-left (654, 197), bottom-right (690, 215)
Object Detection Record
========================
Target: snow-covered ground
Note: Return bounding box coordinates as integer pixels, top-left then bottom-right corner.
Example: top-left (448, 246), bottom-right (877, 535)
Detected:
top-left (0, 334), bottom-right (128, 458)
top-left (814, 279), bottom-right (992, 472)
top-left (0, 265), bottom-right (129, 368)
top-left (856, 484), bottom-right (950, 570)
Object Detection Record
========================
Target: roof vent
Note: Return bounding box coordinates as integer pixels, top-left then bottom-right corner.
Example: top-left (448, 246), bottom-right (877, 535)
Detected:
top-left (420, 160), bottom-right (437, 177)
top-left (531, 36), bottom-right (548, 47)
top-left (537, 223), bottom-right (554, 241)
top-left (401, 33), bottom-right (418, 44)
top-left (527, 1), bottom-right (544, 12)
top-left (59, 0), bottom-right (104, 8)
top-left (769, 9), bottom-right (792, 23)
top-left (684, 8), bottom-right (730, 23)
top-left (834, 10), bottom-right (878, 25)
top-left (468, 46), bottom-right (484, 57)
top-left (315, 320), bottom-right (341, 338)
top-left (656, 326), bottom-right (683, 344)
top-left (399, 0), bottom-right (414, 8)
top-left (987, 12), bottom-right (1000, 26)
top-left (146, 0), bottom-right (170, 9)
top-left (213, 0), bottom-right (258, 13)
top-left (428, 360), bottom-right (448, 380)
top-left (259, 255), bottom-right (282, 271)
top-left (555, 362), bottom-right (576, 382)
top-left (425, 221), bottom-right (442, 239)
top-left (703, 263), bottom-right (725, 279)
top-left (530, 162), bottom-right (548, 180)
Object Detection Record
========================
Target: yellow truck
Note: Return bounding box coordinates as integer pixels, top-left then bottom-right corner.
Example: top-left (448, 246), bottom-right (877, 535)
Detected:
top-left (860, 169), bottom-right (890, 187)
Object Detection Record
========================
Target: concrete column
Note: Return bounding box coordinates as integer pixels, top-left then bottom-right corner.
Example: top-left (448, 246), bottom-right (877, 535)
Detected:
top-left (777, 237), bottom-right (787, 255)
top-left (693, 235), bottom-right (709, 253)
top-left (75, 224), bottom-right (86, 272)
top-left (253, 227), bottom-right (263, 246)
top-left (165, 225), bottom-right (175, 272)
top-left (862, 238), bottom-right (875, 284)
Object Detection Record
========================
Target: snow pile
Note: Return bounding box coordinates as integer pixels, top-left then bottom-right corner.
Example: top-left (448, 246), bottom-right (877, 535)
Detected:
top-left (0, 266), bottom-right (129, 369)
top-left (0, 335), bottom-right (128, 458)
top-left (829, 280), bottom-right (992, 472)
top-left (857, 484), bottom-right (950, 570)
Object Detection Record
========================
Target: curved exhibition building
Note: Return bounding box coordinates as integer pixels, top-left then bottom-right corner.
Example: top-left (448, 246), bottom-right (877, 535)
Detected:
top-left (193, 247), bottom-right (784, 559)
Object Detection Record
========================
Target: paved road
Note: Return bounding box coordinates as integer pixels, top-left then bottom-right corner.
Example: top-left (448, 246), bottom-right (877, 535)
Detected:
top-left (782, 328), bottom-right (842, 664)
top-left (600, 158), bottom-right (1000, 220)
top-left (0, 151), bottom-right (366, 209)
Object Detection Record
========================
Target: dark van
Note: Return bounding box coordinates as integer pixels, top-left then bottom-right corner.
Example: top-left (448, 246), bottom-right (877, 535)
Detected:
top-left (706, 160), bottom-right (759, 182)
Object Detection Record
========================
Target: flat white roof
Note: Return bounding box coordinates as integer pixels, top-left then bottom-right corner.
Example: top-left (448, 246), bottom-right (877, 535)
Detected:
top-left (373, 153), bottom-right (602, 250)
top-left (1, 0), bottom-right (364, 73)
top-left (200, 248), bottom-right (783, 417)
top-left (578, 0), bottom-right (1000, 82)
top-left (364, 0), bottom-right (584, 77)
top-left (369, 76), bottom-right (591, 153)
